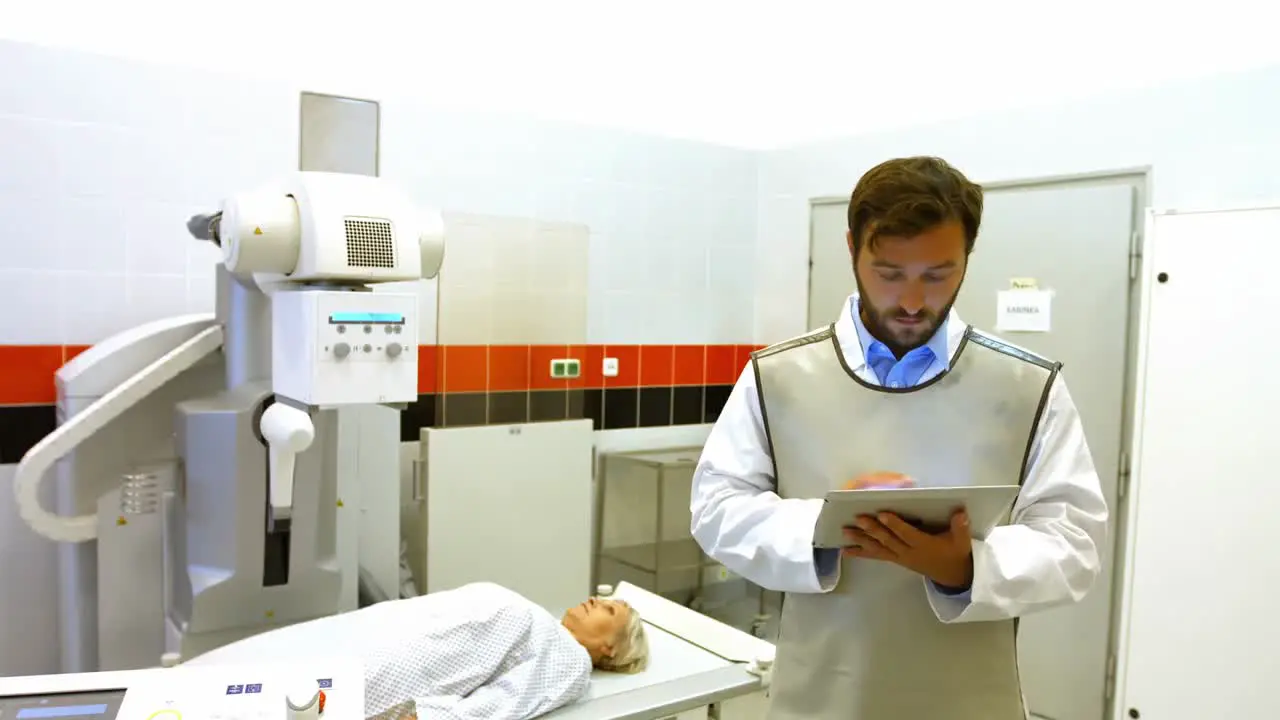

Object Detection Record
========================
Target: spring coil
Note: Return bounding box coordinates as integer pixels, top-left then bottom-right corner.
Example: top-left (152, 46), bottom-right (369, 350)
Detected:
top-left (120, 472), bottom-right (161, 515)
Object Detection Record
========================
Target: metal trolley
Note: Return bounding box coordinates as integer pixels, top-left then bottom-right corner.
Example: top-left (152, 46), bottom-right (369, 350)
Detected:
top-left (591, 446), bottom-right (771, 637)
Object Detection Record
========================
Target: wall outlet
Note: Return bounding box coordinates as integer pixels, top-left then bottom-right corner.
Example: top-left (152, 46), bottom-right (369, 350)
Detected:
top-left (549, 359), bottom-right (581, 379)
top-left (603, 357), bottom-right (619, 377)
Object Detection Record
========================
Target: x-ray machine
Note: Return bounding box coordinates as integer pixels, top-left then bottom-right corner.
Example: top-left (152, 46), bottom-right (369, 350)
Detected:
top-left (12, 171), bottom-right (446, 672)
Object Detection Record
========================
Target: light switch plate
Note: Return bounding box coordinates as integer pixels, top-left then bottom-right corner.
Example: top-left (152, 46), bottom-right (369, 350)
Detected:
top-left (602, 357), bottom-right (619, 377)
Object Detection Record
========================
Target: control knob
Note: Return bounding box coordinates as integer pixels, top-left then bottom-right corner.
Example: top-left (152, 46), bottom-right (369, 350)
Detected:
top-left (333, 342), bottom-right (351, 359)
top-left (386, 342), bottom-right (403, 359)
top-left (286, 680), bottom-right (322, 720)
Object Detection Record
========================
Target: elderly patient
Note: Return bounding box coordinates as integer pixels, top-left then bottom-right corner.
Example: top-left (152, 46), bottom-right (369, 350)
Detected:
top-left (186, 582), bottom-right (649, 720)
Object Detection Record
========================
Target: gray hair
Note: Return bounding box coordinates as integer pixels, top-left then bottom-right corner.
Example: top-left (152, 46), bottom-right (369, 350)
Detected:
top-left (598, 606), bottom-right (649, 674)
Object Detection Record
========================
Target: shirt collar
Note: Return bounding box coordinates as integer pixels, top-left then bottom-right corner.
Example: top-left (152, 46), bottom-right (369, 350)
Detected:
top-left (834, 294), bottom-right (966, 372)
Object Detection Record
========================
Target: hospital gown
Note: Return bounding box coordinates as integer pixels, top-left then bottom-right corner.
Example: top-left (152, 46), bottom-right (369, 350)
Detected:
top-left (187, 582), bottom-right (592, 720)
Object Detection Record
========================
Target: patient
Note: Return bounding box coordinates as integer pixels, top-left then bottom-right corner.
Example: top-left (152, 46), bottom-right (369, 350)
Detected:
top-left (562, 594), bottom-right (650, 673)
top-left (186, 582), bottom-right (649, 720)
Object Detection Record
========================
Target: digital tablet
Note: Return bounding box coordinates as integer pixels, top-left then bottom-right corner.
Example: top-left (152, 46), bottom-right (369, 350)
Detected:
top-left (813, 485), bottom-right (1020, 548)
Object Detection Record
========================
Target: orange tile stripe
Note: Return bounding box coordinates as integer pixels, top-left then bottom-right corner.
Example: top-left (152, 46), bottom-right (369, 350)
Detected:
top-left (0, 344), bottom-right (764, 406)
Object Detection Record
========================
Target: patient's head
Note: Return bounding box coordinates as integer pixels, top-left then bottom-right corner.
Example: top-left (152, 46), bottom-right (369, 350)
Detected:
top-left (561, 596), bottom-right (649, 673)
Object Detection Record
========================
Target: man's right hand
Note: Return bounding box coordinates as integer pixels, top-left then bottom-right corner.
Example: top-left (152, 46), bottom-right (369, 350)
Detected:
top-left (842, 472), bottom-right (914, 491)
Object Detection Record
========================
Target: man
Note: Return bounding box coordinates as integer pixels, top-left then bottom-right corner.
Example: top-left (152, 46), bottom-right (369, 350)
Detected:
top-left (689, 156), bottom-right (1108, 719)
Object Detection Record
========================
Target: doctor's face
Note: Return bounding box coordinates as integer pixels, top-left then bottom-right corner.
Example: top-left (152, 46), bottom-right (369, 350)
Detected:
top-left (850, 219), bottom-right (968, 358)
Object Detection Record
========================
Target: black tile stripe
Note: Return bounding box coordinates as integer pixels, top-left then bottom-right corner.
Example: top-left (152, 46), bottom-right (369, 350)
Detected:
top-left (399, 394), bottom-right (439, 441)
top-left (703, 385), bottom-right (732, 423)
top-left (0, 405), bottom-right (56, 464)
top-left (0, 385), bottom-right (736, 460)
top-left (638, 387), bottom-right (672, 427)
top-left (602, 388), bottom-right (638, 430)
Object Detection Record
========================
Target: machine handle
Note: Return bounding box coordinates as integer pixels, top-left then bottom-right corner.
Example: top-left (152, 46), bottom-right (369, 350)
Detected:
top-left (13, 324), bottom-right (224, 543)
top-left (411, 459), bottom-right (426, 501)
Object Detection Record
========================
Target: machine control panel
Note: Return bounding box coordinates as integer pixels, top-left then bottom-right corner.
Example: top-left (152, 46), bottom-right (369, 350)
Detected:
top-left (271, 289), bottom-right (419, 406)
top-left (325, 312), bottom-right (406, 360)
top-left (0, 660), bottom-right (361, 720)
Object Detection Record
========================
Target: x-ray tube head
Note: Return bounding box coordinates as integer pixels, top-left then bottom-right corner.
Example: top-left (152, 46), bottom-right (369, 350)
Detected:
top-left (419, 209), bottom-right (445, 280)
top-left (219, 191), bottom-right (302, 277)
top-left (215, 172), bottom-right (445, 285)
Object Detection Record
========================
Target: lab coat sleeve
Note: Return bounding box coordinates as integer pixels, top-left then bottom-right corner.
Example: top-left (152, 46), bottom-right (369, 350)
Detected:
top-left (926, 374), bottom-right (1109, 623)
top-left (690, 365), bottom-right (839, 595)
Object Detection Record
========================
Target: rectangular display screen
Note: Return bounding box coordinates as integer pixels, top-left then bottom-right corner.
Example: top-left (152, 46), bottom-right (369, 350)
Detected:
top-left (17, 705), bottom-right (110, 718)
top-left (328, 312), bottom-right (405, 325)
top-left (2, 689), bottom-right (125, 720)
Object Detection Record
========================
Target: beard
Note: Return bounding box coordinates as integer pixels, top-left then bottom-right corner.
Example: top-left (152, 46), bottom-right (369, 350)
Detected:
top-left (853, 274), bottom-right (960, 359)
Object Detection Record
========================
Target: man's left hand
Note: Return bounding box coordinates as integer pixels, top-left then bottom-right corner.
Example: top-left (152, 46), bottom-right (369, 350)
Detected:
top-left (842, 511), bottom-right (974, 590)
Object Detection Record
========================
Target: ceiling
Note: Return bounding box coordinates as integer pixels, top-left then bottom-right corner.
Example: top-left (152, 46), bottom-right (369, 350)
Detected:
top-left (3, 0), bottom-right (1277, 149)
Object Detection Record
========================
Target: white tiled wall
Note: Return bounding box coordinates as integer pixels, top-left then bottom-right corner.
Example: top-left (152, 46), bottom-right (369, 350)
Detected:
top-left (437, 213), bottom-right (590, 345)
top-left (753, 64), bottom-right (1280, 343)
top-left (379, 98), bottom-right (758, 345)
top-left (0, 40), bottom-right (296, 346)
top-left (0, 39), bottom-right (759, 349)
top-left (0, 38), bottom-right (754, 676)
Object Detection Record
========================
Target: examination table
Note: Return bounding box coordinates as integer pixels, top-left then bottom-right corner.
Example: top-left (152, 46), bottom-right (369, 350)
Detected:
top-left (542, 581), bottom-right (774, 719)
top-left (0, 582), bottom-right (773, 720)
top-left (232, 579), bottom-right (774, 719)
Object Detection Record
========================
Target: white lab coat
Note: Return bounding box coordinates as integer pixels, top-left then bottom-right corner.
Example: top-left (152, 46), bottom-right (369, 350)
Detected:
top-left (689, 297), bottom-right (1108, 624)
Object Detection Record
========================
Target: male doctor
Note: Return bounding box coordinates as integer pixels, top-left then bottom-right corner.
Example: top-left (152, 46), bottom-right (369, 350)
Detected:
top-left (689, 156), bottom-right (1108, 719)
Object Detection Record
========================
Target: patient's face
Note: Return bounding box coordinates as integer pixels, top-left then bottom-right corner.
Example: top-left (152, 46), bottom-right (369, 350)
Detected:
top-left (561, 596), bottom-right (631, 664)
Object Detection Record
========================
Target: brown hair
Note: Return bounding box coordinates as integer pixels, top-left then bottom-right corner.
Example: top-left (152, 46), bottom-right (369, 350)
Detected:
top-left (846, 156), bottom-right (984, 258)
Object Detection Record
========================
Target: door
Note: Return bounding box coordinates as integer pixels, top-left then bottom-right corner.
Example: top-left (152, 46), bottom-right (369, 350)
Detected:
top-left (807, 201), bottom-right (855, 328)
top-left (1118, 208), bottom-right (1280, 718)
top-left (808, 180), bottom-right (1139, 720)
top-left (957, 183), bottom-right (1134, 720)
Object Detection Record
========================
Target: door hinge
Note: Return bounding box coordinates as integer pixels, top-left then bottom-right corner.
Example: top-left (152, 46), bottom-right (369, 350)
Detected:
top-left (1117, 451), bottom-right (1131, 500)
top-left (1128, 230), bottom-right (1142, 280)
top-left (1104, 651), bottom-right (1118, 701)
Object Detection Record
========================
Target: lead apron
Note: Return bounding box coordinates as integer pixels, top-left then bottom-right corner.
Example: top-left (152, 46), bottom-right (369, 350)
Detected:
top-left (754, 325), bottom-right (1059, 720)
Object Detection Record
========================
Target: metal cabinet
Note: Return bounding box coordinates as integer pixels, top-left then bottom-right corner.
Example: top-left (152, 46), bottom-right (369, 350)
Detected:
top-left (593, 445), bottom-right (774, 637)
top-left (593, 446), bottom-right (716, 609)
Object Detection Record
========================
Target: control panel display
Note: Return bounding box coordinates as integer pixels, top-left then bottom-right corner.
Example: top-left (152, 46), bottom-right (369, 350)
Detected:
top-left (2, 691), bottom-right (124, 720)
top-left (327, 312), bottom-right (405, 325)
top-left (18, 705), bottom-right (108, 718)
top-left (323, 307), bottom-right (409, 364)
